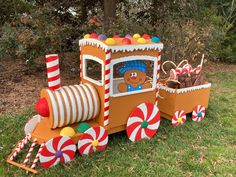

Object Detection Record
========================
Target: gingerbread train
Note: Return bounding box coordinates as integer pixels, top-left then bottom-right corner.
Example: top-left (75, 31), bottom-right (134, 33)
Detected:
top-left (7, 33), bottom-right (211, 174)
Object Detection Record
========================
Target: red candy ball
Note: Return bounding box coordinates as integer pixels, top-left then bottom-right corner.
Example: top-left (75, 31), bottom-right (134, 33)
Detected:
top-left (122, 38), bottom-right (131, 45)
top-left (90, 33), bottom-right (98, 38)
top-left (113, 35), bottom-right (120, 38)
top-left (35, 98), bottom-right (49, 117)
top-left (142, 34), bottom-right (150, 39)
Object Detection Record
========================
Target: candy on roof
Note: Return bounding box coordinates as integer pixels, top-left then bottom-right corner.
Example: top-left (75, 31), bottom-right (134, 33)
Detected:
top-left (80, 33), bottom-right (163, 52)
top-left (137, 37), bottom-right (146, 44)
top-left (98, 34), bottom-right (107, 40)
top-left (122, 38), bottom-right (131, 45)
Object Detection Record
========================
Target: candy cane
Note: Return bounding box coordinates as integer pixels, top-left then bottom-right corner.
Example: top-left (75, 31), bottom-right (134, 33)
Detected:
top-left (23, 138), bottom-right (37, 166)
top-left (103, 50), bottom-right (111, 127)
top-left (161, 60), bottom-right (176, 74)
top-left (30, 142), bottom-right (45, 169)
top-left (10, 134), bottom-right (31, 160)
top-left (194, 54), bottom-right (204, 74)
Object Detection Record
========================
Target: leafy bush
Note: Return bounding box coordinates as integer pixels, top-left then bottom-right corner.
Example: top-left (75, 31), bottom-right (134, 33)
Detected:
top-left (0, 0), bottom-right (235, 64)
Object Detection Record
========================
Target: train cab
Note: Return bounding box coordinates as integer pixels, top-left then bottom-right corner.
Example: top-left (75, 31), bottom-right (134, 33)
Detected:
top-left (79, 35), bottom-right (163, 135)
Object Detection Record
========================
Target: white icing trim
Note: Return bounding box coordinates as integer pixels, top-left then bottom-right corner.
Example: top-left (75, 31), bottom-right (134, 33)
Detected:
top-left (64, 87), bottom-right (77, 124)
top-left (60, 88), bottom-right (71, 125)
top-left (110, 55), bottom-right (158, 97)
top-left (75, 85), bottom-right (89, 121)
top-left (79, 39), bottom-right (108, 51)
top-left (160, 83), bottom-right (211, 94)
top-left (85, 83), bottom-right (99, 117)
top-left (80, 84), bottom-right (93, 120)
top-left (79, 39), bottom-right (164, 53)
top-left (55, 91), bottom-right (65, 127)
top-left (69, 85), bottom-right (83, 122)
top-left (82, 54), bottom-right (104, 86)
top-left (47, 90), bottom-right (58, 129)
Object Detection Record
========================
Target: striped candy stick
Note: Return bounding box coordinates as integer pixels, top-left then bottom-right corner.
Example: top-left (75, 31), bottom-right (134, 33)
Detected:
top-left (45, 54), bottom-right (61, 90)
top-left (31, 142), bottom-right (45, 169)
top-left (103, 50), bottom-right (111, 127)
top-left (79, 47), bottom-right (82, 83)
top-left (23, 138), bottom-right (37, 166)
top-left (10, 134), bottom-right (31, 160)
top-left (155, 51), bottom-right (161, 105)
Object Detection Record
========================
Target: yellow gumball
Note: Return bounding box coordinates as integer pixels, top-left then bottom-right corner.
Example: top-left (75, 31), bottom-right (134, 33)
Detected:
top-left (60, 127), bottom-right (76, 137)
top-left (84, 34), bottom-right (90, 39)
top-left (133, 33), bottom-right (141, 39)
top-left (105, 38), bottom-right (116, 45)
top-left (137, 37), bottom-right (146, 44)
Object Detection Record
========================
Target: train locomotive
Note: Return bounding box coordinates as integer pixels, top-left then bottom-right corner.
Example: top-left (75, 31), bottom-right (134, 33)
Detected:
top-left (7, 33), bottom-right (211, 174)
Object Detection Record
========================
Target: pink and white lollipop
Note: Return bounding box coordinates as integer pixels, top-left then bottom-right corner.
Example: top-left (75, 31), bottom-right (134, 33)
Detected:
top-left (172, 110), bottom-right (186, 126)
top-left (39, 136), bottom-right (76, 168)
top-left (192, 105), bottom-right (205, 122)
top-left (78, 126), bottom-right (108, 155)
top-left (126, 102), bottom-right (160, 142)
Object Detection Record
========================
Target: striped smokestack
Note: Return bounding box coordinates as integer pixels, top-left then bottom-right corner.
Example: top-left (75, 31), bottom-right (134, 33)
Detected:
top-left (45, 54), bottom-right (61, 90)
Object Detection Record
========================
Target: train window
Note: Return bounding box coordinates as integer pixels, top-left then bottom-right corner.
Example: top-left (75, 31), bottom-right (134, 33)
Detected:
top-left (111, 56), bottom-right (158, 97)
top-left (82, 55), bottom-right (104, 86)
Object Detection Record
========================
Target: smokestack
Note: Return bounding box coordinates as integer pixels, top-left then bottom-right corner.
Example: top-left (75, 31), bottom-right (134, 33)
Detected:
top-left (45, 54), bottom-right (61, 90)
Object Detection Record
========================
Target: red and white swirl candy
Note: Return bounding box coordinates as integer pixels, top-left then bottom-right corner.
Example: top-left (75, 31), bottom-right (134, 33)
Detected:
top-left (192, 105), bottom-right (205, 122)
top-left (78, 126), bottom-right (108, 155)
top-left (126, 102), bottom-right (160, 142)
top-left (182, 64), bottom-right (193, 75)
top-left (172, 110), bottom-right (186, 126)
top-left (39, 136), bottom-right (76, 168)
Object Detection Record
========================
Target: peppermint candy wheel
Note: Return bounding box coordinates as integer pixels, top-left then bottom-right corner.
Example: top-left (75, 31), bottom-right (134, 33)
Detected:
top-left (172, 110), bottom-right (186, 126)
top-left (126, 102), bottom-right (160, 142)
top-left (39, 136), bottom-right (76, 169)
top-left (78, 126), bottom-right (108, 155)
top-left (192, 105), bottom-right (206, 122)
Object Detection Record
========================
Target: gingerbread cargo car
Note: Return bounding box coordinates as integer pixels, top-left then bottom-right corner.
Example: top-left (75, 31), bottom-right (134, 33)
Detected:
top-left (159, 58), bottom-right (211, 126)
top-left (7, 34), bottom-right (165, 173)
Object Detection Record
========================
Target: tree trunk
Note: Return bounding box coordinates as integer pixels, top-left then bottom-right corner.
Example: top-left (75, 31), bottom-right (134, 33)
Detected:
top-left (103, 0), bottom-right (117, 32)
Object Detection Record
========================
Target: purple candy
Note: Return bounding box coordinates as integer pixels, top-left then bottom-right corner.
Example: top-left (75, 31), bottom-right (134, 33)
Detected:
top-left (98, 34), bottom-right (107, 40)
top-left (125, 34), bottom-right (132, 38)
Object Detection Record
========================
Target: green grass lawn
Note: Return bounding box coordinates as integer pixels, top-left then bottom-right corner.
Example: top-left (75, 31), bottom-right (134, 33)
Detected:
top-left (0, 72), bottom-right (235, 177)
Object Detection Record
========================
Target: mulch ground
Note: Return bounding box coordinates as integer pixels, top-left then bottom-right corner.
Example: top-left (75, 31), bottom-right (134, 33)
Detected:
top-left (0, 54), bottom-right (235, 115)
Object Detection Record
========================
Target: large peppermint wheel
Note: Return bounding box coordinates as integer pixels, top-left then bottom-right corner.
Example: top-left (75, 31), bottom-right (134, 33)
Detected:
top-left (192, 105), bottom-right (206, 122)
top-left (172, 110), bottom-right (186, 126)
top-left (39, 136), bottom-right (76, 169)
top-left (126, 102), bottom-right (160, 142)
top-left (78, 126), bottom-right (108, 155)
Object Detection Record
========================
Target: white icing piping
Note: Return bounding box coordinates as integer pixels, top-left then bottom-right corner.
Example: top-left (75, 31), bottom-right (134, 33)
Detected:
top-left (79, 39), bottom-right (108, 51)
top-left (160, 83), bottom-right (211, 94)
top-left (79, 39), bottom-right (164, 52)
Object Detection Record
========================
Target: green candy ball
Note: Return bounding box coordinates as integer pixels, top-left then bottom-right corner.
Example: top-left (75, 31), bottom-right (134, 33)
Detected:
top-left (77, 122), bottom-right (91, 133)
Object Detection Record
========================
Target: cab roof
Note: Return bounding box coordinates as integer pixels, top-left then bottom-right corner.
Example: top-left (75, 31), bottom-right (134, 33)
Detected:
top-left (79, 33), bottom-right (164, 53)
